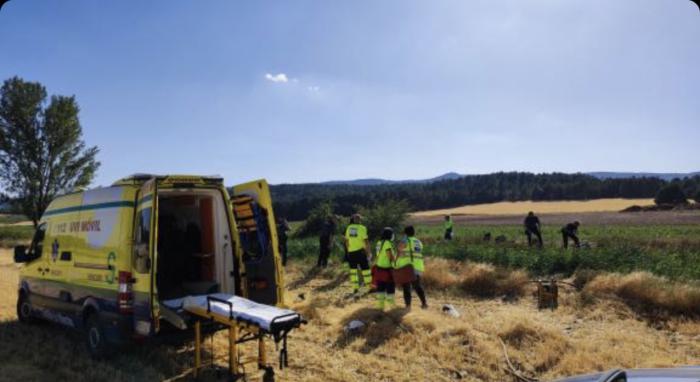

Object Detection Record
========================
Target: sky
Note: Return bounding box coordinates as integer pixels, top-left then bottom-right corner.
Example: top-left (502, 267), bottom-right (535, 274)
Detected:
top-left (1, 0), bottom-right (699, 186)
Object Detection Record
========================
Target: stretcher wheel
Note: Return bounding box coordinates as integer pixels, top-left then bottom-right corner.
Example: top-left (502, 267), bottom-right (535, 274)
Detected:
top-left (262, 367), bottom-right (275, 382)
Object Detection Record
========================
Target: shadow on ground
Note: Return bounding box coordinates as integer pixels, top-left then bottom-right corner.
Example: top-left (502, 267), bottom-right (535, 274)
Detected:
top-left (334, 307), bottom-right (409, 354)
top-left (0, 318), bottom-right (226, 381)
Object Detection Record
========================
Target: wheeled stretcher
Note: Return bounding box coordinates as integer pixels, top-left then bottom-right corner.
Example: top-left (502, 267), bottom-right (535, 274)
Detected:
top-left (162, 294), bottom-right (303, 380)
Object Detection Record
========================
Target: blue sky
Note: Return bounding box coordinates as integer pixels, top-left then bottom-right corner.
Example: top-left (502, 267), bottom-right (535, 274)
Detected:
top-left (1, 1), bottom-right (699, 186)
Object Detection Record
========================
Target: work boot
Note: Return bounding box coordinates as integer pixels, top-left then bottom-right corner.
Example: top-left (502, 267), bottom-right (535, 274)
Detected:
top-left (375, 293), bottom-right (386, 310)
top-left (385, 295), bottom-right (395, 309)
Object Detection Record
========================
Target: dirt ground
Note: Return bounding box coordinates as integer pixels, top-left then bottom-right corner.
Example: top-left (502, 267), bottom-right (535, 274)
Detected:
top-left (0, 246), bottom-right (698, 382)
top-left (411, 210), bottom-right (700, 226)
top-left (412, 199), bottom-right (657, 217)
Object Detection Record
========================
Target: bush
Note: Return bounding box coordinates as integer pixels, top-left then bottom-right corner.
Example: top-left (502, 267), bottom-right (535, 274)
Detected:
top-left (357, 199), bottom-right (410, 239)
top-left (695, 190), bottom-right (700, 204)
top-left (654, 184), bottom-right (688, 206)
top-left (295, 201), bottom-right (345, 238)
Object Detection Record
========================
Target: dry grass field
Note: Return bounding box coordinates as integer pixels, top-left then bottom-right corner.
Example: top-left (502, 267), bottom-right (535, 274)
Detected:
top-left (1, 247), bottom-right (698, 382)
top-left (412, 198), bottom-right (655, 217)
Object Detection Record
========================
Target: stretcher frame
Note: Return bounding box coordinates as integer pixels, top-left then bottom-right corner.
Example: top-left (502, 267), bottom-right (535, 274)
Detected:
top-left (186, 296), bottom-right (302, 379)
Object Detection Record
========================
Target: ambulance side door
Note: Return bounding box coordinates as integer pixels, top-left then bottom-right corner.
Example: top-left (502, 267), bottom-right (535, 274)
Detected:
top-left (231, 179), bottom-right (284, 306)
top-left (131, 178), bottom-right (160, 335)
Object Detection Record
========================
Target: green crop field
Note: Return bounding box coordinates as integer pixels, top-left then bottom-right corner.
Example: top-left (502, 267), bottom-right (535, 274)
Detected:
top-left (0, 214), bottom-right (27, 225)
top-left (0, 225), bottom-right (34, 247)
top-left (287, 223), bottom-right (700, 282)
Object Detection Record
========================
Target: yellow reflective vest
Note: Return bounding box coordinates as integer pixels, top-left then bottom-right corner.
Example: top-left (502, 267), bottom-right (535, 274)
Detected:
top-left (375, 240), bottom-right (394, 269)
top-left (395, 236), bottom-right (424, 272)
top-left (345, 223), bottom-right (368, 252)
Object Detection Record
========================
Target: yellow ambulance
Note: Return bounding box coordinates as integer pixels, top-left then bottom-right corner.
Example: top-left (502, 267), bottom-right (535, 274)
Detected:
top-left (14, 174), bottom-right (285, 357)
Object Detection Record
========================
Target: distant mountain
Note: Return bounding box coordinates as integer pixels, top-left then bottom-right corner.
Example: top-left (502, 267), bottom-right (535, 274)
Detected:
top-left (587, 172), bottom-right (700, 181)
top-left (320, 172), bottom-right (463, 186)
top-left (316, 171), bottom-right (700, 186)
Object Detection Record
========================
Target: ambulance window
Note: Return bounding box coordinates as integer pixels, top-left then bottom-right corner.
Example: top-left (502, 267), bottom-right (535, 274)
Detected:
top-left (137, 208), bottom-right (151, 245)
top-left (133, 208), bottom-right (151, 273)
top-left (30, 223), bottom-right (47, 258)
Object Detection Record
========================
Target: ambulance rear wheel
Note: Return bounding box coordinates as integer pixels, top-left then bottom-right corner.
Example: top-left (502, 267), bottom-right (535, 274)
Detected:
top-left (16, 292), bottom-right (35, 323)
top-left (85, 313), bottom-right (112, 359)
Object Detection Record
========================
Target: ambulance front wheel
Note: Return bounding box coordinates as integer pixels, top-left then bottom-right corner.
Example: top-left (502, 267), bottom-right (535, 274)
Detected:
top-left (85, 313), bottom-right (114, 359)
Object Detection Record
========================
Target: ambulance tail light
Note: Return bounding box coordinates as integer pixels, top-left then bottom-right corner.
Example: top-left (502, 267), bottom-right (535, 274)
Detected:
top-left (118, 271), bottom-right (134, 314)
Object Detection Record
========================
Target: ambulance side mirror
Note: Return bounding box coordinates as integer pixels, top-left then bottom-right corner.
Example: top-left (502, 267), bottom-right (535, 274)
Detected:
top-left (14, 246), bottom-right (29, 263)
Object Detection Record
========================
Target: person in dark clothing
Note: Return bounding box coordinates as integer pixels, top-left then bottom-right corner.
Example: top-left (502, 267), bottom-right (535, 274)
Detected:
top-left (317, 216), bottom-right (336, 268)
top-left (443, 215), bottom-right (454, 240)
top-left (561, 221), bottom-right (581, 249)
top-left (277, 218), bottom-right (291, 266)
top-left (397, 225), bottom-right (428, 309)
top-left (524, 211), bottom-right (543, 248)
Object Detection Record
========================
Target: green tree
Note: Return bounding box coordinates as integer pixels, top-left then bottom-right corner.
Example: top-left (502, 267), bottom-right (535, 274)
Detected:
top-left (358, 199), bottom-right (410, 239)
top-left (295, 201), bottom-right (337, 237)
top-left (654, 184), bottom-right (687, 206)
top-left (694, 190), bottom-right (700, 204)
top-left (0, 77), bottom-right (100, 227)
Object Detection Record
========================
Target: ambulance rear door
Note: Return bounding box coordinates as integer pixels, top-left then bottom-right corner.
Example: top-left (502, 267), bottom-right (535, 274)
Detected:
top-left (131, 178), bottom-right (161, 335)
top-left (231, 179), bottom-right (284, 306)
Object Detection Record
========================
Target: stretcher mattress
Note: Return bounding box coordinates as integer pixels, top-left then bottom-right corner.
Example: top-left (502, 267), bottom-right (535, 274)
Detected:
top-left (162, 293), bottom-right (299, 332)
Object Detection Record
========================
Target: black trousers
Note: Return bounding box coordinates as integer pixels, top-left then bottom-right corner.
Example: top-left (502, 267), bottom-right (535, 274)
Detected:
top-left (526, 227), bottom-right (543, 247)
top-left (562, 232), bottom-right (580, 249)
top-left (444, 227), bottom-right (453, 240)
top-left (376, 273), bottom-right (395, 295)
top-left (279, 239), bottom-right (288, 266)
top-left (318, 237), bottom-right (331, 267)
top-left (402, 275), bottom-right (427, 307)
top-left (347, 250), bottom-right (370, 270)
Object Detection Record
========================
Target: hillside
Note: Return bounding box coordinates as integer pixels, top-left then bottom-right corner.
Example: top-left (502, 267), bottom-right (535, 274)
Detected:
top-left (319, 171), bottom-right (700, 186)
top-left (270, 172), bottom-right (700, 220)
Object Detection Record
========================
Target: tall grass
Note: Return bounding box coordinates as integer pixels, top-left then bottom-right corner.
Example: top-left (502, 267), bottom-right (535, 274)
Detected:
top-left (286, 224), bottom-right (700, 281)
top-left (418, 224), bottom-right (700, 281)
top-left (0, 225), bottom-right (34, 247)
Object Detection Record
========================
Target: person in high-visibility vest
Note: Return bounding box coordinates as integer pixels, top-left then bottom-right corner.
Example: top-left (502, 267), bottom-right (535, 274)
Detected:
top-left (374, 227), bottom-right (396, 309)
top-left (396, 225), bottom-right (428, 309)
top-left (344, 213), bottom-right (372, 295)
top-left (444, 215), bottom-right (453, 240)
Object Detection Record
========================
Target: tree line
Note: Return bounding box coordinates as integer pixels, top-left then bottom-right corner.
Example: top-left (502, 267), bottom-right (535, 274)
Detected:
top-left (271, 172), bottom-right (700, 221)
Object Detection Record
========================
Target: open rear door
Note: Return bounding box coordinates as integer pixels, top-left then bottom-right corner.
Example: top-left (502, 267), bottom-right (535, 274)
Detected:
top-left (132, 178), bottom-right (161, 334)
top-left (231, 179), bottom-right (284, 306)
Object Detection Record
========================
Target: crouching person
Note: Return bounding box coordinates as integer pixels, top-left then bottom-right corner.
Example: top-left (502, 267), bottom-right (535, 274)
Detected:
top-left (373, 227), bottom-right (396, 310)
top-left (395, 226), bottom-right (428, 309)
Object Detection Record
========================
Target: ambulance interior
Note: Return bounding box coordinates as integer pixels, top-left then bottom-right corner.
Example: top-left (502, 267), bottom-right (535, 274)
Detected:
top-left (155, 189), bottom-right (235, 301)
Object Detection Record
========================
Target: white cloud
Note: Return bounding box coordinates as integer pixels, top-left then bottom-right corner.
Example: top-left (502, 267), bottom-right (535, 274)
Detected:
top-left (265, 73), bottom-right (289, 83)
top-left (307, 86), bottom-right (320, 92)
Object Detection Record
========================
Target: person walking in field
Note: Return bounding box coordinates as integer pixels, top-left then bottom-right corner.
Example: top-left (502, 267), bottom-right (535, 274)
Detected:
top-left (373, 227), bottom-right (396, 309)
top-left (444, 215), bottom-right (454, 240)
top-left (318, 216), bottom-right (336, 268)
top-left (344, 214), bottom-right (372, 295)
top-left (395, 225), bottom-right (428, 309)
top-left (524, 211), bottom-right (543, 248)
top-left (561, 221), bottom-right (581, 249)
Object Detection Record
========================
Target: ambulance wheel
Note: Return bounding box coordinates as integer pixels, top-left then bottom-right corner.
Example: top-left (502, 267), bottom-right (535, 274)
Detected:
top-left (16, 292), bottom-right (35, 323)
top-left (85, 313), bottom-right (112, 359)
